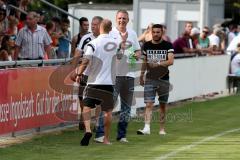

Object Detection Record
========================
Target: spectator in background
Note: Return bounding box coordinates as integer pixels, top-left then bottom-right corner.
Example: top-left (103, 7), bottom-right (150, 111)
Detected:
top-left (7, 0), bottom-right (19, 20)
top-left (218, 30), bottom-right (226, 52)
top-left (51, 17), bottom-right (61, 33)
top-left (35, 12), bottom-right (41, 24)
top-left (57, 18), bottom-right (71, 59)
top-left (0, 35), bottom-right (15, 61)
top-left (37, 10), bottom-right (47, 27)
top-left (230, 43), bottom-right (240, 93)
top-left (208, 27), bottom-right (223, 55)
top-left (15, 11), bottom-right (52, 60)
top-left (162, 24), bottom-right (171, 42)
top-left (17, 0), bottom-right (30, 19)
top-left (197, 27), bottom-right (210, 48)
top-left (0, 7), bottom-right (7, 43)
top-left (173, 22), bottom-right (200, 55)
top-left (196, 26), bottom-right (211, 55)
top-left (138, 23), bottom-right (153, 43)
top-left (228, 24), bottom-right (238, 46)
top-left (213, 23), bottom-right (226, 52)
top-left (46, 21), bottom-right (58, 59)
top-left (7, 17), bottom-right (18, 38)
top-left (184, 21), bottom-right (193, 35)
top-left (50, 17), bottom-right (61, 50)
top-left (227, 33), bottom-right (240, 55)
top-left (17, 13), bottom-right (27, 31)
top-left (0, 0), bottom-right (6, 9)
top-left (231, 43), bottom-right (240, 74)
top-left (71, 17), bottom-right (89, 57)
top-left (190, 27), bottom-right (200, 47)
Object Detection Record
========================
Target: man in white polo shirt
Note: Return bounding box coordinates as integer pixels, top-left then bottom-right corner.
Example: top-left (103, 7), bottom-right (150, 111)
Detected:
top-left (76, 19), bottom-right (118, 146)
top-left (95, 9), bottom-right (141, 143)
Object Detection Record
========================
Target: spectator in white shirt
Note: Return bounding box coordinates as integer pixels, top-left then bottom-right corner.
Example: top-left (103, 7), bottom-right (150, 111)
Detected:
top-left (228, 24), bottom-right (238, 46)
top-left (208, 27), bottom-right (223, 55)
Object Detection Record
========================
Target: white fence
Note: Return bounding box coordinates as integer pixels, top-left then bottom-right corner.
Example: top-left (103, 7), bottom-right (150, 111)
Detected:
top-left (114, 55), bottom-right (231, 114)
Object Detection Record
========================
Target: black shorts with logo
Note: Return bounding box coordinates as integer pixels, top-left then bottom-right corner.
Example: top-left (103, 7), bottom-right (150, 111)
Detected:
top-left (83, 85), bottom-right (114, 112)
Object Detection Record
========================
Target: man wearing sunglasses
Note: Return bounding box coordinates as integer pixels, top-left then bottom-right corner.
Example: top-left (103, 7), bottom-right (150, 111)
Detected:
top-left (196, 26), bottom-right (211, 55)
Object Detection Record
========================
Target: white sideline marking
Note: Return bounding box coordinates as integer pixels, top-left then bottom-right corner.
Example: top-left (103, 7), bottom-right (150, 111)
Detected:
top-left (155, 128), bottom-right (240, 160)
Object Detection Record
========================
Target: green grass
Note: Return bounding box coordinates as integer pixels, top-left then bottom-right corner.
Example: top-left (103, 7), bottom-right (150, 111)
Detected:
top-left (0, 95), bottom-right (240, 160)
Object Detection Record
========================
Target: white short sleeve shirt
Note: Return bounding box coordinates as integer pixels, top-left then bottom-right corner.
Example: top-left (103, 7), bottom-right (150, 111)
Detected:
top-left (109, 27), bottom-right (141, 78)
top-left (84, 34), bottom-right (118, 85)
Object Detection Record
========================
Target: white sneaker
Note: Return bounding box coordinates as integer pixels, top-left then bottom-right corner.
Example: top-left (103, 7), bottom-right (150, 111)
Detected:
top-left (119, 138), bottom-right (129, 143)
top-left (137, 129), bottom-right (150, 135)
top-left (94, 136), bottom-right (104, 143)
top-left (159, 130), bottom-right (166, 135)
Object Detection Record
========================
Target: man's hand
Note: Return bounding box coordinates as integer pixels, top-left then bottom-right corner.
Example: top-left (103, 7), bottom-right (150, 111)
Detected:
top-left (75, 74), bottom-right (83, 84)
top-left (134, 50), bottom-right (141, 60)
top-left (140, 75), bottom-right (145, 86)
top-left (120, 32), bottom-right (128, 42)
top-left (70, 71), bottom-right (78, 82)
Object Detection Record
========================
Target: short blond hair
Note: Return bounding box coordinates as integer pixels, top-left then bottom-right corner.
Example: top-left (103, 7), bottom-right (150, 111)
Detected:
top-left (100, 19), bottom-right (112, 33)
top-left (116, 9), bottom-right (129, 16)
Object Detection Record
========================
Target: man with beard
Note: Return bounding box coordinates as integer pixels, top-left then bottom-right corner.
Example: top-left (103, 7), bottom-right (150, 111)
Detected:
top-left (137, 24), bottom-right (174, 135)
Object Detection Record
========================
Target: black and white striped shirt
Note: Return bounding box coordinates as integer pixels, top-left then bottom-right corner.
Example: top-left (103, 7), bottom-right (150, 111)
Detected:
top-left (76, 33), bottom-right (96, 54)
top-left (15, 25), bottom-right (52, 59)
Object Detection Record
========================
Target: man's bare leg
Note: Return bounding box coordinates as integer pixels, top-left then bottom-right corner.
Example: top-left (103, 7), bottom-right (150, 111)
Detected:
top-left (145, 102), bottom-right (154, 125)
top-left (103, 111), bottom-right (112, 144)
top-left (159, 103), bottom-right (167, 134)
top-left (137, 102), bottom-right (154, 134)
top-left (80, 106), bottom-right (92, 146)
top-left (79, 100), bottom-right (85, 130)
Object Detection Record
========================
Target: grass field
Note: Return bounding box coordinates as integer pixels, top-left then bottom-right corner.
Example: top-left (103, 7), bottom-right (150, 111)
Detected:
top-left (0, 95), bottom-right (240, 160)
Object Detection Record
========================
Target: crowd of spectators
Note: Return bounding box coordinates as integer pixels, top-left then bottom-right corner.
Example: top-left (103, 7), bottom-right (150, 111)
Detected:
top-left (0, 0), bottom-right (240, 74)
top-left (0, 0), bottom-right (73, 62)
top-left (139, 21), bottom-right (240, 58)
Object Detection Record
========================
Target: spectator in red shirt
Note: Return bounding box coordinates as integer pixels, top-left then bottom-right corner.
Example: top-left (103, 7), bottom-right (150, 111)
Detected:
top-left (173, 22), bottom-right (200, 54)
top-left (17, 13), bottom-right (27, 31)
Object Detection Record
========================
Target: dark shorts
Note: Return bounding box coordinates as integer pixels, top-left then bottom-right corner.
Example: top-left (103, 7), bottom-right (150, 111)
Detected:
top-left (78, 75), bottom-right (88, 100)
top-left (144, 78), bottom-right (170, 104)
top-left (83, 85), bottom-right (114, 112)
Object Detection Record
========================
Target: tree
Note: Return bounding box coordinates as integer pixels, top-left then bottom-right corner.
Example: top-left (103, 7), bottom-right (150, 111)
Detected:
top-left (31, 0), bottom-right (133, 11)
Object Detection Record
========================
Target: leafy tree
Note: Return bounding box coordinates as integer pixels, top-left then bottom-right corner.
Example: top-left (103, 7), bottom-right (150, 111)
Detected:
top-left (31, 0), bottom-right (132, 11)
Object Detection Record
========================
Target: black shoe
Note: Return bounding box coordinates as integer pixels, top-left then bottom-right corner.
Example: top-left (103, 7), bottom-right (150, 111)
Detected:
top-left (116, 137), bottom-right (121, 141)
top-left (137, 130), bottom-right (144, 135)
top-left (80, 132), bottom-right (92, 146)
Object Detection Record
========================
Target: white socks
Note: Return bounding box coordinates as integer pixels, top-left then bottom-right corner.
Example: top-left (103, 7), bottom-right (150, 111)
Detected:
top-left (143, 124), bottom-right (150, 131)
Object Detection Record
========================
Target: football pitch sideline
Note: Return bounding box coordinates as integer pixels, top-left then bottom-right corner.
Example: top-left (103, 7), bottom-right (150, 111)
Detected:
top-left (0, 95), bottom-right (240, 160)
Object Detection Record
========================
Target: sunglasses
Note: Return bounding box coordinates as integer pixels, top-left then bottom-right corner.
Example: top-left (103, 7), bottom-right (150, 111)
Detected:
top-left (203, 31), bottom-right (209, 34)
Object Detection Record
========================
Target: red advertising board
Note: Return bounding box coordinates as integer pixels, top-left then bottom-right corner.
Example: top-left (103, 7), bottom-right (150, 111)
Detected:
top-left (0, 66), bottom-right (79, 135)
